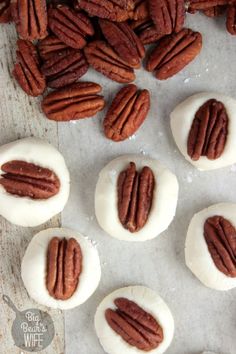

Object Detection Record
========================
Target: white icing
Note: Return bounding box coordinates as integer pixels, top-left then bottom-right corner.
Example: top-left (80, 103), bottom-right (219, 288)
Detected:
top-left (170, 92), bottom-right (236, 170)
top-left (94, 286), bottom-right (174, 354)
top-left (95, 155), bottom-right (179, 242)
top-left (0, 137), bottom-right (70, 226)
top-left (185, 203), bottom-right (236, 291)
top-left (21, 228), bottom-right (101, 310)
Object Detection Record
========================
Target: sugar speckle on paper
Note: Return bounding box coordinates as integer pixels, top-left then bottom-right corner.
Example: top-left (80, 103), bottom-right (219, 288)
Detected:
top-left (184, 78), bottom-right (190, 83)
top-left (129, 134), bottom-right (136, 140)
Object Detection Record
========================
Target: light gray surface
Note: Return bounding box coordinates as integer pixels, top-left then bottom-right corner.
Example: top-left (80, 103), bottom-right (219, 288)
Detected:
top-left (60, 13), bottom-right (236, 354)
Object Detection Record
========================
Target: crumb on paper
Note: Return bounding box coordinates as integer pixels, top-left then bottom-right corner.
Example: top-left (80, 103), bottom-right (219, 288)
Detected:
top-left (129, 134), bottom-right (136, 140)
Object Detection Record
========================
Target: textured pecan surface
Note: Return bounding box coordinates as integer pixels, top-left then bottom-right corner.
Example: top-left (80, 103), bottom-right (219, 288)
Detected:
top-left (104, 84), bottom-right (150, 141)
top-left (105, 297), bottom-right (163, 351)
top-left (130, 18), bottom-right (163, 45)
top-left (132, 0), bottom-right (149, 20)
top-left (0, 0), bottom-right (11, 23)
top-left (204, 216), bottom-right (236, 277)
top-left (226, 4), bottom-right (236, 35)
top-left (11, 0), bottom-right (48, 40)
top-left (48, 5), bottom-right (94, 49)
top-left (0, 160), bottom-right (60, 199)
top-left (99, 20), bottom-right (145, 68)
top-left (41, 48), bottom-right (89, 88)
top-left (46, 237), bottom-right (82, 300)
top-left (188, 0), bottom-right (230, 11)
top-left (187, 99), bottom-right (228, 161)
top-left (146, 28), bottom-right (202, 80)
top-left (84, 40), bottom-right (135, 83)
top-left (203, 5), bottom-right (226, 17)
top-left (13, 40), bottom-right (46, 96)
top-left (38, 35), bottom-right (69, 61)
top-left (42, 82), bottom-right (105, 121)
top-left (149, 0), bottom-right (185, 35)
top-left (117, 162), bottom-right (155, 232)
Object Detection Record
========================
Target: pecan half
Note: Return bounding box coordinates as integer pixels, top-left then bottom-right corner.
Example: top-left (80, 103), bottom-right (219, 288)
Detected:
top-left (204, 216), bottom-right (236, 277)
top-left (48, 6), bottom-right (94, 49)
top-left (84, 40), bottom-right (135, 83)
top-left (0, 0), bottom-right (11, 23)
top-left (146, 28), bottom-right (202, 80)
top-left (117, 162), bottom-right (155, 232)
top-left (148, 0), bottom-right (185, 35)
top-left (99, 20), bottom-right (145, 68)
top-left (38, 35), bottom-right (69, 61)
top-left (105, 297), bottom-right (163, 351)
top-left (188, 0), bottom-right (230, 11)
top-left (13, 40), bottom-right (46, 97)
top-left (226, 4), bottom-right (236, 35)
top-left (78, 0), bottom-right (134, 22)
top-left (130, 18), bottom-right (163, 45)
top-left (132, 0), bottom-right (149, 20)
top-left (11, 0), bottom-right (48, 40)
top-left (0, 160), bottom-right (60, 199)
top-left (187, 99), bottom-right (228, 161)
top-left (203, 5), bottom-right (226, 17)
top-left (41, 48), bottom-right (89, 88)
top-left (42, 82), bottom-right (105, 121)
top-left (46, 237), bottom-right (82, 300)
top-left (104, 84), bottom-right (150, 141)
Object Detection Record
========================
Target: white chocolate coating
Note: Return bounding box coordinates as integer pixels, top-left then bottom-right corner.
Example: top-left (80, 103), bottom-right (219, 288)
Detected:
top-left (21, 228), bottom-right (101, 309)
top-left (0, 137), bottom-right (70, 226)
top-left (185, 203), bottom-right (236, 291)
top-left (95, 155), bottom-right (179, 242)
top-left (170, 92), bottom-right (236, 170)
top-left (95, 286), bottom-right (174, 354)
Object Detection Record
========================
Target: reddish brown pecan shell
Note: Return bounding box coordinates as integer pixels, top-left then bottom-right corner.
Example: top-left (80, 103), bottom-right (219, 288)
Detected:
top-left (48, 5), bottom-right (94, 49)
top-left (188, 0), bottom-right (231, 11)
top-left (104, 84), bottom-right (150, 141)
top-left (0, 0), bottom-right (11, 23)
top-left (117, 162), bottom-right (155, 232)
top-left (226, 4), bottom-right (236, 35)
top-left (204, 216), bottom-right (236, 277)
top-left (0, 160), bottom-right (60, 199)
top-left (42, 82), bottom-right (105, 121)
top-left (187, 99), bottom-right (228, 161)
top-left (11, 0), bottom-right (48, 40)
top-left (38, 35), bottom-right (70, 61)
top-left (106, 297), bottom-right (163, 351)
top-left (203, 5), bottom-right (226, 17)
top-left (46, 237), bottom-right (83, 300)
top-left (146, 28), bottom-right (202, 80)
top-left (13, 40), bottom-right (46, 97)
top-left (130, 18), bottom-right (163, 45)
top-left (84, 40), bottom-right (135, 83)
top-left (132, 0), bottom-right (149, 20)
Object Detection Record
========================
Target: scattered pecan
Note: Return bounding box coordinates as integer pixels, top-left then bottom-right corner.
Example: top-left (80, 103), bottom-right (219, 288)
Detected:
top-left (132, 0), bottom-right (149, 20)
top-left (188, 0), bottom-right (230, 11)
top-left (203, 5), bottom-right (226, 17)
top-left (84, 40), bottom-right (135, 83)
top-left (99, 20), bottom-right (145, 68)
top-left (0, 160), bottom-right (60, 199)
top-left (46, 237), bottom-right (83, 300)
top-left (0, 0), bottom-right (11, 23)
top-left (42, 82), bottom-right (105, 121)
top-left (105, 297), bottom-right (163, 350)
top-left (130, 18), bottom-right (163, 45)
top-left (13, 40), bottom-right (46, 97)
top-left (48, 5), bottom-right (94, 49)
top-left (117, 162), bottom-right (155, 232)
top-left (204, 216), bottom-right (236, 277)
top-left (11, 0), bottom-right (48, 40)
top-left (148, 0), bottom-right (185, 35)
top-left (226, 4), bottom-right (236, 35)
top-left (104, 84), bottom-right (150, 141)
top-left (146, 28), bottom-right (202, 80)
top-left (41, 48), bottom-right (89, 88)
top-left (187, 99), bottom-right (228, 161)
top-left (38, 35), bottom-right (69, 61)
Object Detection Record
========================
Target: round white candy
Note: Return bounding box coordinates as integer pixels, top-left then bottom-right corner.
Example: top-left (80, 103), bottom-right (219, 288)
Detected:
top-left (170, 92), bottom-right (236, 170)
top-left (0, 137), bottom-right (70, 227)
top-left (21, 227), bottom-right (101, 309)
top-left (185, 203), bottom-right (236, 291)
top-left (95, 155), bottom-right (179, 242)
top-left (95, 286), bottom-right (174, 354)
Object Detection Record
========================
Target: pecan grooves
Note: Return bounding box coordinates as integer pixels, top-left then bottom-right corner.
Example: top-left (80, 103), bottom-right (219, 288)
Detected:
top-left (226, 4), bottom-right (236, 35)
top-left (130, 18), bottom-right (163, 45)
top-left (146, 28), bottom-right (202, 80)
top-left (46, 237), bottom-right (82, 300)
top-left (38, 35), bottom-right (69, 61)
top-left (105, 297), bottom-right (163, 351)
top-left (104, 84), bottom-right (150, 141)
top-left (84, 40), bottom-right (135, 83)
top-left (0, 160), bottom-right (60, 199)
top-left (0, 0), bottom-right (11, 23)
top-left (13, 40), bottom-right (46, 97)
top-left (203, 5), bottom-right (226, 17)
top-left (204, 216), bottom-right (236, 277)
top-left (188, 0), bottom-right (230, 11)
top-left (42, 82), bottom-right (105, 121)
top-left (132, 0), bottom-right (149, 20)
top-left (187, 99), bottom-right (228, 161)
top-left (117, 162), bottom-right (155, 232)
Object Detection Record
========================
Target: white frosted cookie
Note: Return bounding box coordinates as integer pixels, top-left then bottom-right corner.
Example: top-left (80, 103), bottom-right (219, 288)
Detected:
top-left (95, 155), bottom-right (179, 242)
top-left (170, 92), bottom-right (236, 170)
top-left (185, 203), bottom-right (236, 291)
top-left (95, 286), bottom-right (174, 354)
top-left (21, 228), bottom-right (101, 310)
top-left (0, 137), bottom-right (70, 227)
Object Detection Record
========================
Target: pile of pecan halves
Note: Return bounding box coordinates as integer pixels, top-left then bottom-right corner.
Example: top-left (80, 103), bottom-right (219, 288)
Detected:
top-left (0, 0), bottom-right (236, 142)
